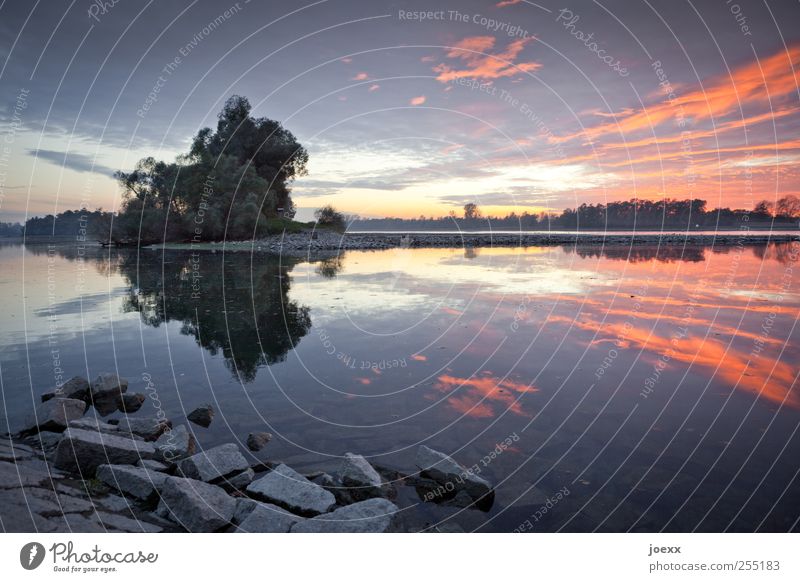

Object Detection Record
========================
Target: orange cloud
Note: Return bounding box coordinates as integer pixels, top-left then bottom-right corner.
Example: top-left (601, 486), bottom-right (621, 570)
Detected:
top-left (433, 372), bottom-right (538, 417)
top-left (368, 84), bottom-right (380, 92)
top-left (410, 95), bottom-right (426, 106)
top-left (352, 72), bottom-right (368, 81)
top-left (433, 36), bottom-right (541, 82)
top-left (496, 0), bottom-right (522, 6)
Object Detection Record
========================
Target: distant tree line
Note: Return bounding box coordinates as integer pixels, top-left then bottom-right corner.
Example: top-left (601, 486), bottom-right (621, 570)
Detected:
top-left (350, 196), bottom-right (800, 231)
top-left (0, 222), bottom-right (23, 237)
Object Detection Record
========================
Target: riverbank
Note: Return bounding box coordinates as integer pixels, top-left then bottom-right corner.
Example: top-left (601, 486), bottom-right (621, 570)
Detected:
top-left (149, 229), bottom-right (800, 255)
top-left (1, 374), bottom-right (493, 532)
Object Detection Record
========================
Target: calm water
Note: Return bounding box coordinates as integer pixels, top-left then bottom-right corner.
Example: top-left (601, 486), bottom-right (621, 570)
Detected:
top-left (1, 240), bottom-right (799, 532)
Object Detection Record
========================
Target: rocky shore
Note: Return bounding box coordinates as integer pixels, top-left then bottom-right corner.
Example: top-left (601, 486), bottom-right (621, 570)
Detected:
top-left (153, 230), bottom-right (800, 255)
top-left (1, 374), bottom-right (494, 533)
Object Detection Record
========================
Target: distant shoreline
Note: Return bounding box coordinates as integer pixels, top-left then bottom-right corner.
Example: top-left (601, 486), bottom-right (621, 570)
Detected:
top-left (147, 230), bottom-right (800, 255)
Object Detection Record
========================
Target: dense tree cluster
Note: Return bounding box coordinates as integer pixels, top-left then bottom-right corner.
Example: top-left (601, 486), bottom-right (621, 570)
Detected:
top-left (21, 209), bottom-right (113, 237)
top-left (0, 222), bottom-right (23, 237)
top-left (113, 95), bottom-right (308, 243)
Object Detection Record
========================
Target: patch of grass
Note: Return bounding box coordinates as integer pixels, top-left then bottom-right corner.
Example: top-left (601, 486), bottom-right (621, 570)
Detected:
top-left (261, 218), bottom-right (309, 235)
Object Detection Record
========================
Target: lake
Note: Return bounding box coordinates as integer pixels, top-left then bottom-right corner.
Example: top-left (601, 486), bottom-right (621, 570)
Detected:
top-left (1, 239), bottom-right (798, 532)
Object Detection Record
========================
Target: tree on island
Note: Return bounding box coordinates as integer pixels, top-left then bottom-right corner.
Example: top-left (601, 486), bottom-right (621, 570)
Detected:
top-left (463, 202), bottom-right (481, 220)
top-left (114, 95), bottom-right (308, 243)
top-left (314, 204), bottom-right (346, 231)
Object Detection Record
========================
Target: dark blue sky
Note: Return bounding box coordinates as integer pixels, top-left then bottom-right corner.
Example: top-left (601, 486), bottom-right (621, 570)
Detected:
top-left (1, 0), bottom-right (798, 222)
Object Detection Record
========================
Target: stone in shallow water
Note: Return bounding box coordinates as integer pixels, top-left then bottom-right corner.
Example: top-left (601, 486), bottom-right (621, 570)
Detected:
top-left (415, 445), bottom-right (493, 501)
top-left (291, 498), bottom-right (399, 533)
top-left (177, 443), bottom-right (249, 483)
top-left (187, 405), bottom-right (214, 428)
top-left (154, 425), bottom-right (195, 463)
top-left (246, 431), bottom-right (272, 451)
top-left (53, 428), bottom-right (156, 474)
top-left (338, 453), bottom-right (383, 500)
top-left (96, 464), bottom-right (168, 500)
top-left (158, 476), bottom-right (235, 532)
top-left (236, 502), bottom-right (303, 533)
top-left (119, 393), bottom-right (146, 413)
top-left (115, 417), bottom-right (171, 441)
top-left (22, 398), bottom-right (87, 435)
top-left (89, 374), bottom-right (129, 416)
top-left (246, 464), bottom-right (336, 516)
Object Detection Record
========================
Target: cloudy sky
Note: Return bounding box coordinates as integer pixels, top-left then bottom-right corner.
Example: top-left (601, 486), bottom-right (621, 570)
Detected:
top-left (0, 0), bottom-right (798, 222)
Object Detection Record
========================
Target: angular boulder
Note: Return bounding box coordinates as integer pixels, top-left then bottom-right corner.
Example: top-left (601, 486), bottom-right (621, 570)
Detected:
top-left (338, 453), bottom-right (383, 500)
top-left (53, 428), bottom-right (156, 474)
top-left (246, 463), bottom-right (336, 516)
top-left (291, 498), bottom-right (399, 533)
top-left (178, 443), bottom-right (249, 483)
top-left (154, 425), bottom-right (195, 462)
top-left (96, 464), bottom-right (168, 500)
top-left (158, 476), bottom-right (235, 532)
top-left (22, 398), bottom-right (87, 435)
top-left (416, 445), bottom-right (492, 501)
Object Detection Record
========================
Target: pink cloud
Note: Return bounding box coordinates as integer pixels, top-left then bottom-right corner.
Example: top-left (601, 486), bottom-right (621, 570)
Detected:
top-left (433, 36), bottom-right (540, 82)
top-left (352, 72), bottom-right (368, 81)
top-left (368, 84), bottom-right (380, 92)
top-left (410, 95), bottom-right (426, 106)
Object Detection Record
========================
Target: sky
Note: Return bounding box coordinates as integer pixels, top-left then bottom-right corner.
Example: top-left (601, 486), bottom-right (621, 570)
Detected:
top-left (0, 0), bottom-right (798, 223)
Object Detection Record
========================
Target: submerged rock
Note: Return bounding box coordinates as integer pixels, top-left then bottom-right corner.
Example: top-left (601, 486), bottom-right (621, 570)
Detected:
top-left (53, 428), bottom-right (156, 473)
top-left (187, 405), bottom-right (214, 428)
top-left (90, 374), bottom-right (129, 416)
top-left (246, 431), bottom-right (272, 451)
top-left (291, 498), bottom-right (399, 533)
top-left (158, 476), bottom-right (235, 532)
top-left (246, 463), bottom-right (336, 516)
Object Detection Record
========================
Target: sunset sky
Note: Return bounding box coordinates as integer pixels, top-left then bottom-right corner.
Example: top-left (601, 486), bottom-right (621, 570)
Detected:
top-left (0, 0), bottom-right (798, 223)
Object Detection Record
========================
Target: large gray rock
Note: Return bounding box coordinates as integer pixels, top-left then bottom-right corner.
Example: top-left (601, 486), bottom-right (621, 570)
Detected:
top-left (221, 468), bottom-right (255, 491)
top-left (115, 417), bottom-right (171, 441)
top-left (158, 476), bottom-right (235, 532)
top-left (93, 510), bottom-right (163, 533)
top-left (154, 425), bottom-right (195, 462)
top-left (178, 443), bottom-right (249, 483)
top-left (416, 445), bottom-right (492, 500)
top-left (53, 428), bottom-right (156, 474)
top-left (246, 464), bottom-right (336, 516)
top-left (137, 459), bottom-right (170, 472)
top-left (236, 501), bottom-right (303, 533)
top-left (291, 498), bottom-right (399, 533)
top-left (22, 398), bottom-right (86, 434)
top-left (338, 453), bottom-right (383, 500)
top-left (68, 418), bottom-right (119, 434)
top-left (96, 464), bottom-right (168, 500)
